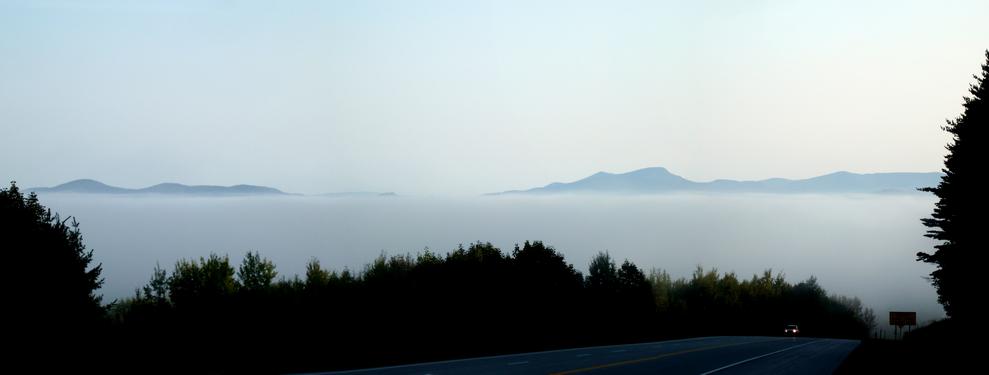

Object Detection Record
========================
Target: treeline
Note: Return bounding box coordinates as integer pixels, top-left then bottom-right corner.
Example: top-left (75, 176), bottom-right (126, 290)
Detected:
top-left (111, 243), bottom-right (875, 373)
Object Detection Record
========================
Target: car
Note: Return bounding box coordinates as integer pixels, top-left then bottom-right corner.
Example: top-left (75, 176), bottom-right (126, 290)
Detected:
top-left (784, 324), bottom-right (800, 336)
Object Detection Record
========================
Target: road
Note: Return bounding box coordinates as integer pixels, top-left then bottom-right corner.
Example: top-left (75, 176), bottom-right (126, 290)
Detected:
top-left (317, 336), bottom-right (859, 375)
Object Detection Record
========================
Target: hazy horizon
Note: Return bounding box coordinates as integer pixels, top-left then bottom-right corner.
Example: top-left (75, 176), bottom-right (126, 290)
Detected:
top-left (23, 167), bottom-right (943, 196)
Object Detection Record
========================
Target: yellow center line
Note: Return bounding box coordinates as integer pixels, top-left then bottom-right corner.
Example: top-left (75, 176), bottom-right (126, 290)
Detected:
top-left (550, 338), bottom-right (787, 375)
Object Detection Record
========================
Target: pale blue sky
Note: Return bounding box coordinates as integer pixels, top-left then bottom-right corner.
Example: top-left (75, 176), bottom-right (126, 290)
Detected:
top-left (1, 0), bottom-right (986, 194)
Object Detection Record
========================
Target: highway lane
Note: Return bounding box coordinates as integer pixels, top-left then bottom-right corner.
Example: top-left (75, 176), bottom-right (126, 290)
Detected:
top-left (316, 336), bottom-right (859, 374)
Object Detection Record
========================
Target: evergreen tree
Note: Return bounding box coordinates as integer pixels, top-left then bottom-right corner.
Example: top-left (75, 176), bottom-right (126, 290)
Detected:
top-left (0, 182), bottom-right (105, 335)
top-left (141, 263), bottom-right (169, 306)
top-left (917, 50), bottom-right (988, 322)
top-left (1, 181), bottom-right (107, 373)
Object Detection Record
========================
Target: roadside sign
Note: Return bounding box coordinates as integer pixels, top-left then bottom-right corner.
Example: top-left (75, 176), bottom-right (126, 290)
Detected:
top-left (889, 311), bottom-right (916, 327)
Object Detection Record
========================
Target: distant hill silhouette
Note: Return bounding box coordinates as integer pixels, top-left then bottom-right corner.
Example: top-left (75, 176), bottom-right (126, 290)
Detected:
top-left (29, 179), bottom-right (288, 196)
top-left (490, 167), bottom-right (943, 195)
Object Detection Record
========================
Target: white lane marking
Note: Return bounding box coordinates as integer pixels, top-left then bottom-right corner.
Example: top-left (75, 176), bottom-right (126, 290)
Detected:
top-left (698, 340), bottom-right (821, 375)
top-left (507, 361), bottom-right (529, 366)
top-left (610, 349), bottom-right (628, 353)
top-left (576, 354), bottom-right (591, 358)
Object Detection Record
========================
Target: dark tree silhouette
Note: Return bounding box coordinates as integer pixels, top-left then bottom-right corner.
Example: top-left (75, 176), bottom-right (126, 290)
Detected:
top-left (917, 50), bottom-right (988, 322)
top-left (587, 251), bottom-right (619, 293)
top-left (617, 260), bottom-right (654, 313)
top-left (510, 241), bottom-right (585, 347)
top-left (1, 181), bottom-right (106, 364)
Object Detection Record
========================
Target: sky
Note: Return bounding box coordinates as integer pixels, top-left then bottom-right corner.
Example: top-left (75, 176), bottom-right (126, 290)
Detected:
top-left (1, 0), bottom-right (986, 195)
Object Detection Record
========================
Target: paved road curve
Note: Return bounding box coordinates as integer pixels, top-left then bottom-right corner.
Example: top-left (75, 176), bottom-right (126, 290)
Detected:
top-left (317, 336), bottom-right (859, 375)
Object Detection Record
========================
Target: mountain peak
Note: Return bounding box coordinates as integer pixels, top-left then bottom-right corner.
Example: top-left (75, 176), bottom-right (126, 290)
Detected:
top-left (509, 166), bottom-right (693, 194)
top-left (37, 179), bottom-right (129, 193)
top-left (625, 166), bottom-right (673, 175)
top-left (59, 179), bottom-right (111, 187)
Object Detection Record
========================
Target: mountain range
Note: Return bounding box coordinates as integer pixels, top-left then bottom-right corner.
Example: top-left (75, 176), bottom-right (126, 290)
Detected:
top-left (29, 179), bottom-right (401, 197)
top-left (28, 179), bottom-right (290, 196)
top-left (489, 167), bottom-right (942, 195)
top-left (27, 168), bottom-right (943, 197)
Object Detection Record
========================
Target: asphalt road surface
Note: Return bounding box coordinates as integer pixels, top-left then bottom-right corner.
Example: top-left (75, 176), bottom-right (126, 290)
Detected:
top-left (318, 336), bottom-right (859, 375)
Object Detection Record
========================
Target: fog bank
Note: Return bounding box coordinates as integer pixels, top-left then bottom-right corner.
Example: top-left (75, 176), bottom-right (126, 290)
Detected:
top-left (38, 193), bottom-right (942, 326)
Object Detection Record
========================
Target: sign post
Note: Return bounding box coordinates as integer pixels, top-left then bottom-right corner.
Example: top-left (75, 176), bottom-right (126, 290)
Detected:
top-left (888, 311), bottom-right (916, 340)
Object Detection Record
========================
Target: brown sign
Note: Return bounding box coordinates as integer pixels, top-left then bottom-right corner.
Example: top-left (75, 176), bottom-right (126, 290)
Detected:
top-left (889, 311), bottom-right (916, 326)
